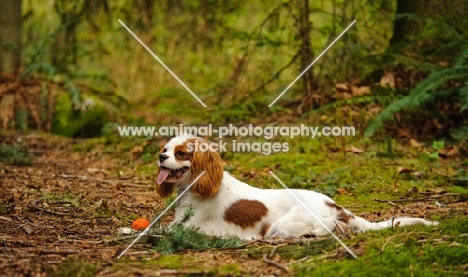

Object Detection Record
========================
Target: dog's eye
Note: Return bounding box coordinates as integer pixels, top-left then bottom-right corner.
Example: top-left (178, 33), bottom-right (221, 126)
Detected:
top-left (162, 148), bottom-right (167, 153)
top-left (175, 150), bottom-right (186, 157)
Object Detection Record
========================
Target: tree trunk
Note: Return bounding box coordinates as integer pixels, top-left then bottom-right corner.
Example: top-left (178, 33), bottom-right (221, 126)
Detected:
top-left (390, 0), bottom-right (427, 45)
top-left (136, 0), bottom-right (154, 28)
top-left (297, 0), bottom-right (318, 112)
top-left (0, 0), bottom-right (22, 74)
top-left (167, 0), bottom-right (183, 12)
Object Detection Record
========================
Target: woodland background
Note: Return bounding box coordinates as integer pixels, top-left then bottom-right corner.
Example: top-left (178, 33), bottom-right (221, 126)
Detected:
top-left (1, 0), bottom-right (468, 276)
top-left (0, 0), bottom-right (466, 143)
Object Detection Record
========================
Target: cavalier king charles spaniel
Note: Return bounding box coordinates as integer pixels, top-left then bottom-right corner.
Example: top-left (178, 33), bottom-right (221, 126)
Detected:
top-left (156, 135), bottom-right (437, 240)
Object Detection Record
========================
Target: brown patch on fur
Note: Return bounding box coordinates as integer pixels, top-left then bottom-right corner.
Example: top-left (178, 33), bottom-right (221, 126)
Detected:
top-left (189, 138), bottom-right (223, 198)
top-left (174, 141), bottom-right (195, 162)
top-left (224, 199), bottom-right (268, 229)
top-left (325, 201), bottom-right (355, 224)
top-left (259, 222), bottom-right (271, 237)
top-left (155, 168), bottom-right (176, 198)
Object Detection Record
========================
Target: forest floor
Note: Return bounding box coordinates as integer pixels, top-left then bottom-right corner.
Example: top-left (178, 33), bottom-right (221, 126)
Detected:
top-left (1, 133), bottom-right (468, 276)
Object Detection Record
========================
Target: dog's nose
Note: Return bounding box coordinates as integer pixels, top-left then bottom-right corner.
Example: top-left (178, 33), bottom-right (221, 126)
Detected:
top-left (159, 153), bottom-right (169, 163)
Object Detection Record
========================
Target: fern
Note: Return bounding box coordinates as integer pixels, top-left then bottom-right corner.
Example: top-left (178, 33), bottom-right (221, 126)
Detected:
top-left (365, 59), bottom-right (468, 137)
top-left (19, 62), bottom-right (57, 81)
top-left (461, 84), bottom-right (468, 111)
top-left (0, 145), bottom-right (32, 166)
top-left (149, 208), bottom-right (243, 254)
top-left (304, 93), bottom-right (394, 118)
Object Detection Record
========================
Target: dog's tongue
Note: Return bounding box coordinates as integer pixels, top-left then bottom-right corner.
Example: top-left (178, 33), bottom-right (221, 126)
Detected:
top-left (157, 169), bottom-right (170, 185)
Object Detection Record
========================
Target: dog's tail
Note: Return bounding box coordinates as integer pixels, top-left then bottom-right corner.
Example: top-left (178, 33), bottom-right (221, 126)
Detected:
top-left (348, 215), bottom-right (438, 233)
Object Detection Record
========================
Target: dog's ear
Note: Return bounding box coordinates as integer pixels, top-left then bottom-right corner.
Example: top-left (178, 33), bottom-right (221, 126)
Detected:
top-left (190, 139), bottom-right (223, 198)
top-left (155, 167), bottom-right (175, 198)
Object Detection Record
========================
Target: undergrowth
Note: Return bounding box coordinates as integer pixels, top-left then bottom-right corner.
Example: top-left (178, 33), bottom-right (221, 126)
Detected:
top-left (148, 208), bottom-right (244, 255)
top-left (0, 144), bottom-right (32, 166)
top-left (365, 43), bottom-right (468, 139)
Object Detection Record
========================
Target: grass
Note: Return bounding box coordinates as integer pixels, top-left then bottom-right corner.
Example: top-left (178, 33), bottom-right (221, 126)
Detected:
top-left (15, 133), bottom-right (465, 276)
top-left (131, 135), bottom-right (466, 275)
top-left (293, 218), bottom-right (468, 276)
top-left (44, 258), bottom-right (98, 277)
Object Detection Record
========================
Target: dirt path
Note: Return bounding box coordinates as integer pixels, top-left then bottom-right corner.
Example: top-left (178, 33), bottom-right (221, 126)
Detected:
top-left (0, 136), bottom-right (155, 275)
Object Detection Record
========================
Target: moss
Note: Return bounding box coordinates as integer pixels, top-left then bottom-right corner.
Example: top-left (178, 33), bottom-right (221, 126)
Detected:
top-left (45, 259), bottom-right (97, 277)
top-left (52, 94), bottom-right (109, 138)
top-left (293, 218), bottom-right (468, 276)
top-left (219, 263), bottom-right (243, 274)
top-left (0, 202), bottom-right (7, 214)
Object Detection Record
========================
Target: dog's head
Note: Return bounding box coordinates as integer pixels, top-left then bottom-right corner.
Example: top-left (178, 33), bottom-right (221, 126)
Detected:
top-left (156, 135), bottom-right (223, 198)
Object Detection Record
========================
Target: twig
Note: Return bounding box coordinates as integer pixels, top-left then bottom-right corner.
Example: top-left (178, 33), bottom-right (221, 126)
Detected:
top-left (102, 234), bottom-right (165, 244)
top-left (348, 204), bottom-right (366, 208)
top-left (0, 216), bottom-right (12, 221)
top-left (39, 249), bottom-right (80, 255)
top-left (263, 253), bottom-right (289, 273)
top-left (286, 256), bottom-right (309, 265)
top-left (252, 50), bottom-right (300, 93)
top-left (316, 252), bottom-right (339, 260)
top-left (374, 193), bottom-right (460, 203)
top-left (269, 243), bottom-right (287, 257)
top-left (381, 233), bottom-right (410, 252)
top-left (102, 235), bottom-right (140, 244)
top-left (28, 206), bottom-right (68, 216)
top-left (159, 269), bottom-right (206, 275)
top-left (0, 259), bottom-right (31, 269)
top-left (335, 221), bottom-right (350, 238)
top-left (128, 250), bottom-right (155, 256)
top-left (255, 237), bottom-right (330, 245)
top-left (58, 174), bottom-right (150, 186)
top-left (56, 238), bottom-right (103, 245)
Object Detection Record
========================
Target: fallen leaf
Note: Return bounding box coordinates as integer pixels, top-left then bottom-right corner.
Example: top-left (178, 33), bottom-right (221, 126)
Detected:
top-left (396, 167), bottom-right (413, 175)
top-left (130, 146), bottom-right (144, 162)
top-left (343, 146), bottom-right (364, 153)
top-left (337, 188), bottom-right (348, 195)
top-left (335, 83), bottom-right (349, 91)
top-left (351, 85), bottom-right (370, 96)
top-left (0, 216), bottom-right (12, 221)
top-left (380, 71), bottom-right (395, 89)
top-left (439, 147), bottom-right (458, 158)
top-left (409, 139), bottom-right (422, 148)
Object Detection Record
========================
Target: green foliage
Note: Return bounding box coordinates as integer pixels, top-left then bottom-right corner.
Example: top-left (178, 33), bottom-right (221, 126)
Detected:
top-left (13, 1), bottom-right (128, 137)
top-left (11, 58), bottom-right (126, 137)
top-left (0, 145), bottom-right (31, 166)
top-left (153, 223), bottom-right (243, 255)
top-left (429, 140), bottom-right (445, 159)
top-left (150, 208), bottom-right (243, 254)
top-left (45, 258), bottom-right (97, 277)
top-left (52, 93), bottom-right (109, 137)
top-left (293, 218), bottom-right (468, 276)
top-left (0, 202), bottom-right (7, 214)
top-left (365, 43), bottom-right (468, 137)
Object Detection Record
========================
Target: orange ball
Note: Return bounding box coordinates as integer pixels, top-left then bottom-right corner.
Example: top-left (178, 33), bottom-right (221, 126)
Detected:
top-left (131, 218), bottom-right (150, 230)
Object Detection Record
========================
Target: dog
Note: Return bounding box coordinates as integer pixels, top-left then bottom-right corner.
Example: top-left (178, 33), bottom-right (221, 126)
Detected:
top-left (156, 135), bottom-right (438, 240)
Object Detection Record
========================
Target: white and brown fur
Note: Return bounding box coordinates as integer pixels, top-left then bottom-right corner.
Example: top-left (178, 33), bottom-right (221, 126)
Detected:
top-left (156, 135), bottom-right (438, 240)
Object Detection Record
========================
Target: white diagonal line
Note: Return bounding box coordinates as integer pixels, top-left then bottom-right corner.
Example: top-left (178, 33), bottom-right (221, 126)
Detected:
top-left (118, 19), bottom-right (207, 108)
top-left (117, 171), bottom-right (206, 259)
top-left (268, 20), bottom-right (356, 107)
top-left (268, 171), bottom-right (357, 259)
